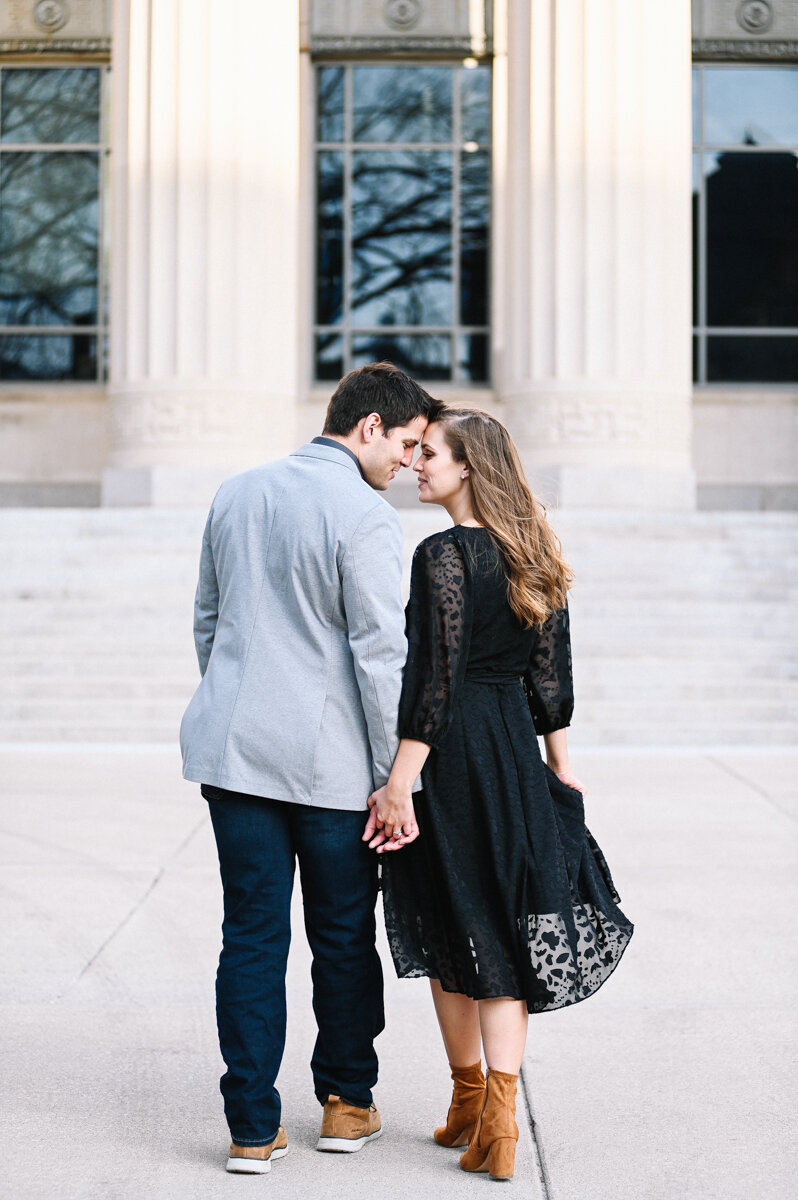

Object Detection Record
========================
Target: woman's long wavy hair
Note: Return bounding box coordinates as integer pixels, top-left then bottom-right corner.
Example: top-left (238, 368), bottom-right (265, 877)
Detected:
top-left (436, 408), bottom-right (573, 627)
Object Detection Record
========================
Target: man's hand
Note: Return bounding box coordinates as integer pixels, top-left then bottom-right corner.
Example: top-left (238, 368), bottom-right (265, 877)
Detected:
top-left (362, 785), bottom-right (419, 852)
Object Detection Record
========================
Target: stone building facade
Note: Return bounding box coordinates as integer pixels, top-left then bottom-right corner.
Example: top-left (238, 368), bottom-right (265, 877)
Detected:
top-left (0, 0), bottom-right (796, 509)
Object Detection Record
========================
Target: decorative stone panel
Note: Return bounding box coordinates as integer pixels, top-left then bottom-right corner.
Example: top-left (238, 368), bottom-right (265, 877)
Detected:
top-left (308, 0), bottom-right (492, 56)
top-left (692, 0), bottom-right (798, 59)
top-left (0, 0), bottom-right (110, 53)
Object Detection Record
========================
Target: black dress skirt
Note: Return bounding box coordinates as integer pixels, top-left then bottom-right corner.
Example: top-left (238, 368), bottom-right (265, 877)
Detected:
top-left (382, 526), bottom-right (633, 1014)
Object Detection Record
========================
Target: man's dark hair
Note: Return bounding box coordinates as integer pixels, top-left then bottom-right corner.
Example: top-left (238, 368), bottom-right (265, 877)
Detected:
top-left (323, 361), bottom-right (444, 436)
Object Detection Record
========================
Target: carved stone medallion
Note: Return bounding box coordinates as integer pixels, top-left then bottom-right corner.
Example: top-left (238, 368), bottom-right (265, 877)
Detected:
top-left (736, 1), bottom-right (774, 34)
top-left (33, 0), bottom-right (70, 33)
top-left (383, 0), bottom-right (421, 31)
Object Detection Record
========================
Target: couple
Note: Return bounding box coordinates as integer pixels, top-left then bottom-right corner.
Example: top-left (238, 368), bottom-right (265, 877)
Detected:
top-left (180, 362), bottom-right (632, 1181)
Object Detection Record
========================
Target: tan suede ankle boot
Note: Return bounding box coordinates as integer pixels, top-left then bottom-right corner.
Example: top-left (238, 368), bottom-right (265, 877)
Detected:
top-left (459, 1068), bottom-right (519, 1181)
top-left (434, 1061), bottom-right (486, 1147)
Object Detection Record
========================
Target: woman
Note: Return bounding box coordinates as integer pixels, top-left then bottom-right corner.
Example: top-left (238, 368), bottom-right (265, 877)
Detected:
top-left (363, 409), bottom-right (633, 1182)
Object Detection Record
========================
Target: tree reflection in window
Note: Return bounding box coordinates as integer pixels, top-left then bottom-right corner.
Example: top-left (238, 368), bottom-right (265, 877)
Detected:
top-left (315, 63), bottom-right (490, 384)
top-left (0, 67), bottom-right (106, 381)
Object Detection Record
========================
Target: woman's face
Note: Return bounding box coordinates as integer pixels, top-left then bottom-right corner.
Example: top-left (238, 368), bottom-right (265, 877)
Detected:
top-left (414, 421), bottom-right (468, 506)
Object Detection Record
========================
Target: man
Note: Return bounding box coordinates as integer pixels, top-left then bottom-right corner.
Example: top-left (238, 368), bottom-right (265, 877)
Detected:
top-left (180, 362), bottom-right (441, 1174)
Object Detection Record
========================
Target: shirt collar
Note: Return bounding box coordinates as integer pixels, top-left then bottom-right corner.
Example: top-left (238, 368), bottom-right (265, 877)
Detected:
top-left (311, 436), bottom-right (364, 478)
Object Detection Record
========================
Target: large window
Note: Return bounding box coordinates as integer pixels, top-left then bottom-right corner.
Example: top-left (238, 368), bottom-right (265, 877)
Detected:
top-left (314, 62), bottom-right (490, 384)
top-left (0, 66), bottom-right (109, 382)
top-left (692, 65), bottom-right (798, 383)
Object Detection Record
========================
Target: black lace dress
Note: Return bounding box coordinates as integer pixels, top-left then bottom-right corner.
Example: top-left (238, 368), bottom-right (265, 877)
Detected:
top-left (382, 526), bottom-right (633, 1014)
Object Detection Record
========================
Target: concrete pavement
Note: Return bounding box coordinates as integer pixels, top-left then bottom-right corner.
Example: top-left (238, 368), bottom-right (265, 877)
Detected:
top-left (2, 746), bottom-right (796, 1199)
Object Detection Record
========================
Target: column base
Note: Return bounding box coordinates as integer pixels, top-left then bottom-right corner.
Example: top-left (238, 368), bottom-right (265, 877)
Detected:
top-left (101, 465), bottom-right (242, 507)
top-left (527, 465), bottom-right (697, 510)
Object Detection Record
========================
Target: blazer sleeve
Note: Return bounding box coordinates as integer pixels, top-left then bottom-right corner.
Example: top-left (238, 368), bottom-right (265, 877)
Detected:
top-left (193, 508), bottom-right (219, 677)
top-left (340, 502), bottom-right (407, 788)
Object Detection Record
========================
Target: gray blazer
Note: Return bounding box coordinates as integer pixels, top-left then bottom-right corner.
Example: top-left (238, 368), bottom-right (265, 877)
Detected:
top-left (180, 441), bottom-right (407, 810)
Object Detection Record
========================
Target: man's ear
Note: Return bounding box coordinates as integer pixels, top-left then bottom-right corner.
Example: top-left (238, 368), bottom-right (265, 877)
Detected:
top-left (361, 412), bottom-right (383, 442)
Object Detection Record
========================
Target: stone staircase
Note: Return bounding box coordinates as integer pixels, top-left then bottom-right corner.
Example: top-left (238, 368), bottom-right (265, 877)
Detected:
top-left (1, 507), bottom-right (796, 746)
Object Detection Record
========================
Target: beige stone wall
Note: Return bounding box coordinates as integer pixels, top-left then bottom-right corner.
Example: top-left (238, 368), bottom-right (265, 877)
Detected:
top-left (2, 383), bottom-right (797, 509)
top-left (693, 390), bottom-right (798, 510)
top-left (0, 388), bottom-right (109, 504)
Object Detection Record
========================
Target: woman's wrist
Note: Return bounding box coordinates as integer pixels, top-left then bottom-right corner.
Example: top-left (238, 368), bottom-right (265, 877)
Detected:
top-left (387, 775), bottom-right (415, 797)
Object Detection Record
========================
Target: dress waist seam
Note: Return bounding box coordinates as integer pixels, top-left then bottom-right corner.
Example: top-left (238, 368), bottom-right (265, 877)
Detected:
top-left (463, 672), bottom-right (522, 685)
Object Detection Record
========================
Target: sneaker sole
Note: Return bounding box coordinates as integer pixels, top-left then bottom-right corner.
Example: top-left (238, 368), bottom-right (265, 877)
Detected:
top-left (316, 1128), bottom-right (382, 1153)
top-left (226, 1146), bottom-right (288, 1173)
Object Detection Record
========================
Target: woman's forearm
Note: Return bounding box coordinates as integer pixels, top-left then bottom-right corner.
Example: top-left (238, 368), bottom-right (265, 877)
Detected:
top-left (543, 728), bottom-right (570, 773)
top-left (388, 737), bottom-right (432, 791)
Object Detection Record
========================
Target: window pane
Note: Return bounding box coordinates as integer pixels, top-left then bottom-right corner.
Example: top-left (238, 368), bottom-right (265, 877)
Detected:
top-left (316, 151), bottom-right (343, 325)
top-left (351, 150), bottom-right (452, 326)
top-left (315, 333), bottom-right (344, 381)
top-left (704, 67), bottom-right (798, 146)
top-left (353, 67), bottom-right (452, 143)
top-left (461, 65), bottom-right (491, 145)
top-left (1, 69), bottom-right (100, 144)
top-left (461, 151), bottom-right (489, 325)
top-left (317, 66), bottom-right (344, 142)
top-left (458, 333), bottom-right (489, 382)
top-left (707, 336), bottom-right (798, 383)
top-left (0, 152), bottom-right (99, 326)
top-left (352, 334), bottom-right (451, 380)
top-left (705, 150), bottom-right (798, 327)
top-left (0, 333), bottom-right (97, 380)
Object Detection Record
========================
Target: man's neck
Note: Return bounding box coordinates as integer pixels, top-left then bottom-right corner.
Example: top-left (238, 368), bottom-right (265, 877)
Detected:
top-left (321, 432), bottom-right (358, 453)
top-left (319, 432), bottom-right (362, 464)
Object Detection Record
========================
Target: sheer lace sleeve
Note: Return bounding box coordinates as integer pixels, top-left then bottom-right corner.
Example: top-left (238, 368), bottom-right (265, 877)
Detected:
top-left (523, 604), bottom-right (574, 734)
top-left (398, 533), bottom-right (472, 748)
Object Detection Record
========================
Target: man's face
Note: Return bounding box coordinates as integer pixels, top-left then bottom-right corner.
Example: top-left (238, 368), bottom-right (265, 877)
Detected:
top-left (360, 415), bottom-right (428, 490)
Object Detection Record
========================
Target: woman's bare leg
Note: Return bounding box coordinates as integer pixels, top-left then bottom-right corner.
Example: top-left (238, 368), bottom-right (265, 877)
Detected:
top-left (477, 997), bottom-right (528, 1073)
top-left (429, 979), bottom-right (482, 1065)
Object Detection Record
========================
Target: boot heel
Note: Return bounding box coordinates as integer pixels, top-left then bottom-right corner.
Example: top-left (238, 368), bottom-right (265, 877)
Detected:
top-left (488, 1136), bottom-right (516, 1181)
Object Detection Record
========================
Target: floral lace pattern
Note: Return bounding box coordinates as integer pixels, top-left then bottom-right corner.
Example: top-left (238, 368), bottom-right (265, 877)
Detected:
top-left (398, 533), bottom-right (472, 747)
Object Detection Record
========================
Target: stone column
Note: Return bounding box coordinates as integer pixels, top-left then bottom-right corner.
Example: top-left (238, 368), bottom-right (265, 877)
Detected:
top-left (103, 0), bottom-right (300, 506)
top-left (492, 0), bottom-right (695, 508)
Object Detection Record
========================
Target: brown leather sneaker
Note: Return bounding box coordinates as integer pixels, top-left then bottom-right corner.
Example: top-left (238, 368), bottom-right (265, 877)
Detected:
top-left (226, 1125), bottom-right (289, 1174)
top-left (316, 1095), bottom-right (382, 1153)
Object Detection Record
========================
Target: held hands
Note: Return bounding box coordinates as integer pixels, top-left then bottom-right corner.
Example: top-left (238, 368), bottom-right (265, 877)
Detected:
top-left (362, 783), bottom-right (419, 853)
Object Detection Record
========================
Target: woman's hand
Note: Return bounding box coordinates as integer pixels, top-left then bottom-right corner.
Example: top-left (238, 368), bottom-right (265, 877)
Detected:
top-left (542, 729), bottom-right (584, 794)
top-left (553, 766), bottom-right (586, 794)
top-left (362, 783), bottom-right (419, 852)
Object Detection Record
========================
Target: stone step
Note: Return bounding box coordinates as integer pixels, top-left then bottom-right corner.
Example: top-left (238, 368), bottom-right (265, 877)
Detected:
top-left (2, 718), bottom-right (795, 748)
top-left (3, 675), bottom-right (797, 705)
top-left (3, 572), bottom-right (798, 603)
top-left (2, 690), bottom-right (795, 723)
top-left (2, 593), bottom-right (794, 626)
top-left (2, 650), bottom-right (795, 683)
top-left (568, 722), bottom-right (798, 747)
top-left (3, 633), bottom-right (796, 665)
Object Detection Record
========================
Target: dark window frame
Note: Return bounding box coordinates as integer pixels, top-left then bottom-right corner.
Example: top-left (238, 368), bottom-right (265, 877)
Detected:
top-left (312, 59), bottom-right (492, 385)
top-left (0, 63), bottom-right (111, 384)
top-left (692, 62), bottom-right (798, 385)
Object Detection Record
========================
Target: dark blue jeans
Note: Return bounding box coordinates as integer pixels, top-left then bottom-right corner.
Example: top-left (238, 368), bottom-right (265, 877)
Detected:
top-left (204, 785), bottom-right (384, 1146)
